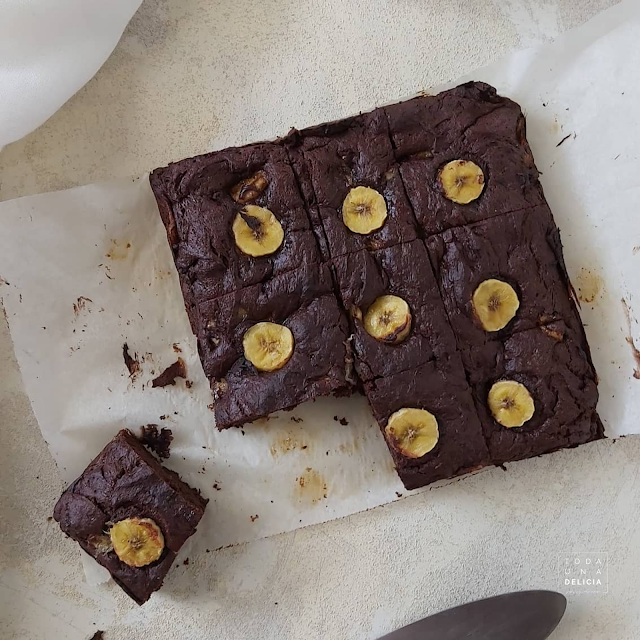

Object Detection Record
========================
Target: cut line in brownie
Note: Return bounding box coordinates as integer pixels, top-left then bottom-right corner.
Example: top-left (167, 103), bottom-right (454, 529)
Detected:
top-left (150, 141), bottom-right (321, 305)
top-left (365, 353), bottom-right (490, 490)
top-left (384, 82), bottom-right (544, 236)
top-left (465, 323), bottom-right (603, 465)
top-left (332, 239), bottom-right (457, 382)
top-left (53, 429), bottom-right (207, 604)
top-left (426, 205), bottom-right (586, 355)
top-left (286, 110), bottom-right (418, 258)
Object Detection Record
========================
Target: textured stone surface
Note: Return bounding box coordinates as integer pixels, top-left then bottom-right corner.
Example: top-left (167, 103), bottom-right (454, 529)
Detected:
top-left (3, 0), bottom-right (638, 639)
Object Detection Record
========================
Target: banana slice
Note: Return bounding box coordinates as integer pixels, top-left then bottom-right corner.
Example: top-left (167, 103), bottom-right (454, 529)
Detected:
top-left (439, 159), bottom-right (485, 204)
top-left (363, 295), bottom-right (412, 344)
top-left (472, 279), bottom-right (520, 332)
top-left (384, 408), bottom-right (439, 458)
top-left (243, 322), bottom-right (294, 372)
top-left (488, 380), bottom-right (535, 428)
top-left (231, 171), bottom-right (269, 204)
top-left (232, 205), bottom-right (284, 257)
top-left (342, 186), bottom-right (388, 234)
top-left (110, 517), bottom-right (165, 567)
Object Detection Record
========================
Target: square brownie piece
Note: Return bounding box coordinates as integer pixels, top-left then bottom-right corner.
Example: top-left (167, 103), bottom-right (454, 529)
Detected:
top-left (195, 263), bottom-right (352, 429)
top-left (150, 142), bottom-right (320, 307)
top-left (286, 110), bottom-right (418, 257)
top-left (53, 429), bottom-right (207, 604)
top-left (365, 354), bottom-right (490, 490)
top-left (466, 323), bottom-right (603, 465)
top-left (332, 240), bottom-right (457, 381)
top-left (426, 205), bottom-right (584, 353)
top-left (385, 82), bottom-right (544, 235)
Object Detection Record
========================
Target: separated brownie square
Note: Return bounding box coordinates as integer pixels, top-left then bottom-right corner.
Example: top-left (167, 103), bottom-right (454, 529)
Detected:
top-left (365, 354), bottom-right (490, 490)
top-left (286, 110), bottom-right (418, 257)
top-left (150, 142), bottom-right (320, 310)
top-left (426, 205), bottom-right (584, 353)
top-left (53, 430), bottom-right (207, 604)
top-left (195, 263), bottom-right (352, 429)
top-left (465, 323), bottom-right (603, 465)
top-left (385, 82), bottom-right (544, 235)
top-left (332, 240), bottom-right (457, 381)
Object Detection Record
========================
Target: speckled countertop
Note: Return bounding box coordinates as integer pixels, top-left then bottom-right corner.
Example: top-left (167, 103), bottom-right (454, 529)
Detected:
top-left (2, 1), bottom-right (638, 639)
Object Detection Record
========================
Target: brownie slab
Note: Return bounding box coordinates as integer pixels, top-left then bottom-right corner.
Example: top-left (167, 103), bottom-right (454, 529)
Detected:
top-left (426, 205), bottom-right (584, 353)
top-left (385, 82), bottom-right (544, 235)
top-left (466, 323), bottom-right (603, 465)
top-left (332, 240), bottom-right (457, 381)
top-left (286, 110), bottom-right (418, 257)
top-left (53, 430), bottom-right (207, 604)
top-left (150, 141), bottom-right (320, 305)
top-left (365, 354), bottom-right (490, 490)
top-left (194, 263), bottom-right (352, 428)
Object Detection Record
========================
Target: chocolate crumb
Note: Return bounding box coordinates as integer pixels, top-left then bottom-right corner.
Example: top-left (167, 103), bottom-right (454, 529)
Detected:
top-left (290, 416), bottom-right (303, 423)
top-left (339, 417), bottom-right (349, 426)
top-left (139, 425), bottom-right (173, 459)
top-left (206, 549), bottom-right (210, 553)
top-left (333, 415), bottom-right (338, 422)
top-left (122, 343), bottom-right (140, 378)
top-left (250, 514), bottom-right (259, 522)
top-left (213, 483), bottom-right (221, 491)
top-left (183, 558), bottom-right (190, 566)
top-left (89, 632), bottom-right (104, 640)
top-left (395, 492), bottom-right (403, 498)
top-left (159, 415), bottom-right (168, 420)
top-left (185, 380), bottom-right (193, 389)
top-left (152, 358), bottom-right (186, 387)
top-left (172, 343), bottom-right (182, 353)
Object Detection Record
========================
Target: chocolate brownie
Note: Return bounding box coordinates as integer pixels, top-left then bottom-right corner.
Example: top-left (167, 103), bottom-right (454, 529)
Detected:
top-left (286, 110), bottom-right (418, 257)
top-left (426, 205), bottom-right (585, 354)
top-left (150, 142), bottom-right (320, 306)
top-left (365, 354), bottom-right (490, 490)
top-left (466, 323), bottom-right (603, 465)
top-left (332, 240), bottom-right (457, 381)
top-left (53, 430), bottom-right (207, 604)
top-left (194, 263), bottom-right (352, 428)
top-left (385, 82), bottom-right (544, 235)
top-left (214, 293), bottom-right (352, 429)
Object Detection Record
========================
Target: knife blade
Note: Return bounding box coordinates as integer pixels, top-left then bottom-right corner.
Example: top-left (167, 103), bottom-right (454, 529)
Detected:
top-left (379, 590), bottom-right (566, 640)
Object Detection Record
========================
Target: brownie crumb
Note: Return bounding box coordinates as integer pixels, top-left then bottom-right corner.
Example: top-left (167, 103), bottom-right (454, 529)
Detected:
top-left (395, 492), bottom-right (403, 498)
top-left (139, 425), bottom-right (174, 459)
top-left (206, 549), bottom-right (210, 553)
top-left (185, 380), bottom-right (193, 389)
top-left (290, 416), bottom-right (303, 423)
top-left (122, 343), bottom-right (140, 377)
top-left (72, 296), bottom-right (92, 316)
top-left (183, 558), bottom-right (190, 566)
top-left (89, 632), bottom-right (104, 640)
top-left (333, 415), bottom-right (338, 422)
top-left (213, 483), bottom-right (221, 491)
top-left (250, 514), bottom-right (259, 522)
top-left (159, 414), bottom-right (168, 420)
top-left (339, 417), bottom-right (349, 426)
top-left (172, 343), bottom-right (182, 353)
top-left (152, 358), bottom-right (186, 388)
top-left (46, 516), bottom-right (53, 522)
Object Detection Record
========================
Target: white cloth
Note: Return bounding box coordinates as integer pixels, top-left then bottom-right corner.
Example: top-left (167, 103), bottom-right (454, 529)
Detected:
top-left (0, 0), bottom-right (141, 148)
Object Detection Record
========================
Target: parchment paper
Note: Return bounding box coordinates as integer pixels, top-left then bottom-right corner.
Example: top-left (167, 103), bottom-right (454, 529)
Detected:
top-left (1, 0), bottom-right (638, 584)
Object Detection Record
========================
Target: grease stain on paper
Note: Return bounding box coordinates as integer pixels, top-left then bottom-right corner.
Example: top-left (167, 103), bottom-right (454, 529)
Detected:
top-left (106, 239), bottom-right (132, 260)
top-left (576, 268), bottom-right (603, 304)
top-left (270, 431), bottom-right (308, 457)
top-left (295, 468), bottom-right (327, 504)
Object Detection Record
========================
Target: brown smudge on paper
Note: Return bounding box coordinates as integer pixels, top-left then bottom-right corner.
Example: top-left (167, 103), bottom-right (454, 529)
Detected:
top-left (105, 239), bottom-right (131, 260)
top-left (621, 299), bottom-right (640, 380)
top-left (152, 358), bottom-right (186, 387)
top-left (633, 246), bottom-right (640, 255)
top-left (139, 425), bottom-right (173, 459)
top-left (172, 343), bottom-right (182, 353)
top-left (295, 468), bottom-right (328, 504)
top-left (72, 296), bottom-right (93, 316)
top-left (270, 431), bottom-right (307, 457)
top-left (576, 268), bottom-right (603, 304)
top-left (250, 514), bottom-right (259, 522)
top-left (122, 343), bottom-right (140, 378)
